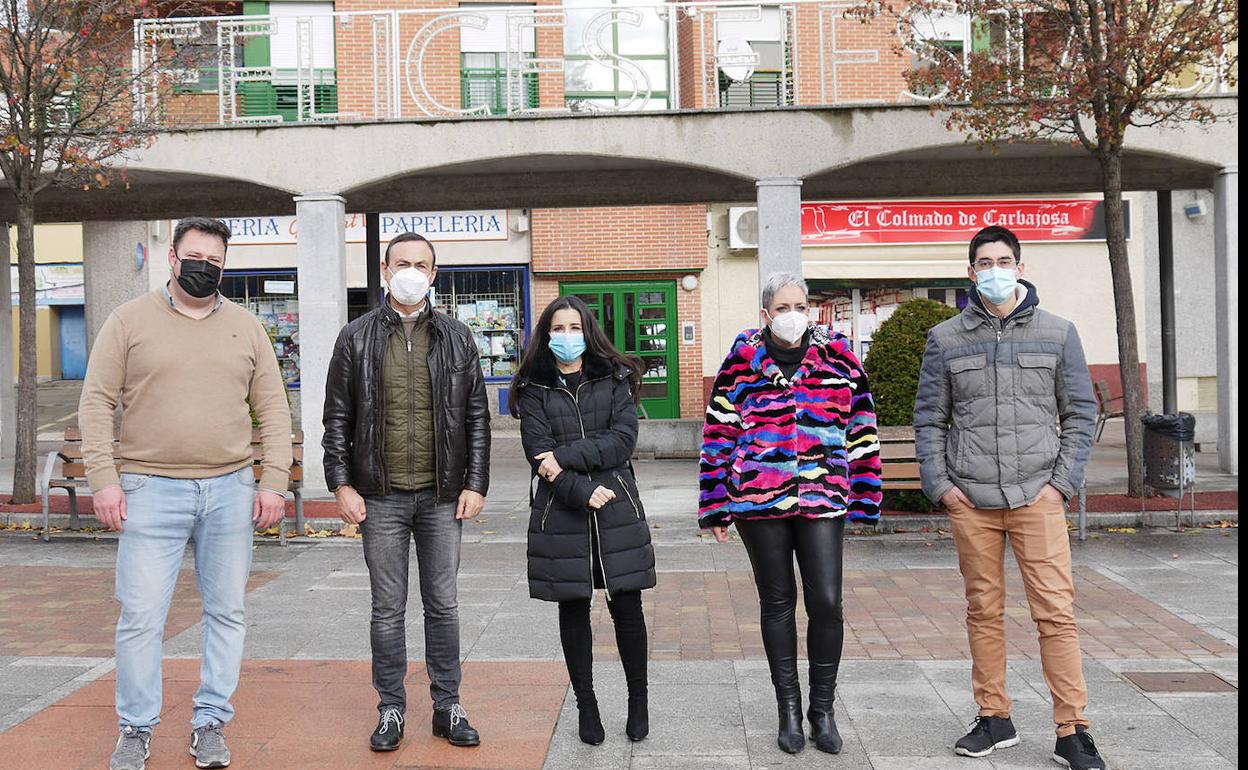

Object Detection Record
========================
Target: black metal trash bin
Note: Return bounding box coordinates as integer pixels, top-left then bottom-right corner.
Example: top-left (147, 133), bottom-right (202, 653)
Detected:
top-left (1140, 412), bottom-right (1197, 526)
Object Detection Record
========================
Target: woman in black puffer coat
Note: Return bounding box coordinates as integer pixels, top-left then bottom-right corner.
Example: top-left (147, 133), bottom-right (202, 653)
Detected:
top-left (510, 295), bottom-right (656, 746)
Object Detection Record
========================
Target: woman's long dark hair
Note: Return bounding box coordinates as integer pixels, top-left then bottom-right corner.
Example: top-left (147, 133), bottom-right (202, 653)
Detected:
top-left (509, 295), bottom-right (643, 416)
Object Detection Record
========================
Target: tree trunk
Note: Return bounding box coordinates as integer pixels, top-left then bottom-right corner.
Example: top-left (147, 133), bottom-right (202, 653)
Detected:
top-left (1098, 152), bottom-right (1146, 497)
top-left (11, 203), bottom-right (39, 503)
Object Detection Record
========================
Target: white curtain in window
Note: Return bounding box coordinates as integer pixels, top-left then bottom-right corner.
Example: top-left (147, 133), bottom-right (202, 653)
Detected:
top-left (269, 1), bottom-right (336, 71)
top-left (460, 4), bottom-right (537, 54)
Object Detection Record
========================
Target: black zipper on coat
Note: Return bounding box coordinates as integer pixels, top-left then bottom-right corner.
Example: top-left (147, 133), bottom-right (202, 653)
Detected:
top-left (615, 471), bottom-right (641, 518)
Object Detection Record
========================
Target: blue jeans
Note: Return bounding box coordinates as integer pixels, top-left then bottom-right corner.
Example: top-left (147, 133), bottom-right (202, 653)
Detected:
top-left (361, 489), bottom-right (463, 712)
top-left (114, 467), bottom-right (256, 731)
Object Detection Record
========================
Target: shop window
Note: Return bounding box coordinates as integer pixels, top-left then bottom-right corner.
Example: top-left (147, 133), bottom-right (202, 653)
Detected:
top-left (811, 284), bottom-right (966, 360)
top-left (220, 271), bottom-right (301, 389)
top-left (564, 0), bottom-right (669, 111)
top-left (432, 268), bottom-right (527, 381)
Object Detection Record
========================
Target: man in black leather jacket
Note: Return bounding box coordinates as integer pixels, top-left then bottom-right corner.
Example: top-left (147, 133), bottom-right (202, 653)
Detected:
top-left (322, 232), bottom-right (490, 752)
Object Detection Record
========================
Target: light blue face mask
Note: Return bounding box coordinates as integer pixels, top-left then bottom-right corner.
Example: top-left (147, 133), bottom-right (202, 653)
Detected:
top-left (975, 267), bottom-right (1019, 306)
top-left (548, 332), bottom-right (587, 363)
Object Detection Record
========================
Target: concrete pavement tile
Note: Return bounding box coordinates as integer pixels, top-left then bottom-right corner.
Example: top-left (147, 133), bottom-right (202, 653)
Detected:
top-left (869, 758), bottom-right (991, 770)
top-left (1083, 713), bottom-right (1225, 758)
top-left (836, 659), bottom-right (926, 683)
top-left (1094, 749), bottom-right (1236, 770)
top-left (744, 732), bottom-right (874, 770)
top-left (629, 755), bottom-right (752, 770)
top-left (629, 716), bottom-right (748, 757)
top-left (1145, 693), bottom-right (1238, 761)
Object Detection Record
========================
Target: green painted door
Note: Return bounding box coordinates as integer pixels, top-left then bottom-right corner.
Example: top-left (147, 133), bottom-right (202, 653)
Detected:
top-left (560, 280), bottom-right (680, 419)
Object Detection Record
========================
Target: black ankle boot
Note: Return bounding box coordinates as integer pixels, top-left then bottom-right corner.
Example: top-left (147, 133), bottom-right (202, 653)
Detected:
top-left (777, 700), bottom-right (805, 754)
top-left (808, 707), bottom-right (843, 754)
top-left (625, 695), bottom-right (648, 741)
top-left (577, 698), bottom-right (605, 745)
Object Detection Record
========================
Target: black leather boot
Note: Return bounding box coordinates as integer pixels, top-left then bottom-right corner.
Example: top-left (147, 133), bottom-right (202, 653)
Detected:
top-left (625, 694), bottom-right (648, 742)
top-left (808, 674), bottom-right (842, 754)
top-left (777, 696), bottom-right (805, 754)
top-left (807, 707), bottom-right (843, 754)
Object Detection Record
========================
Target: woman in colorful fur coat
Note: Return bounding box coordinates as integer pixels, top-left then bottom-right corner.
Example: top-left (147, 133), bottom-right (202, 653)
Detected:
top-left (700, 272), bottom-right (882, 755)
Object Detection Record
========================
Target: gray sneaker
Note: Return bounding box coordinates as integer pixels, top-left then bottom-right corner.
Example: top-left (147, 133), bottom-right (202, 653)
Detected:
top-left (189, 721), bottom-right (231, 769)
top-left (109, 726), bottom-right (151, 770)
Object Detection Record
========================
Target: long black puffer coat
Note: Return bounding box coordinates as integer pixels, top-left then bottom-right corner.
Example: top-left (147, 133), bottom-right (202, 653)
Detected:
top-left (516, 353), bottom-right (656, 602)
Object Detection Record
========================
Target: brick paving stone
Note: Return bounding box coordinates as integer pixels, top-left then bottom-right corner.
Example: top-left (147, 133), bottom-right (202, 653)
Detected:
top-left (0, 659), bottom-right (566, 770)
top-left (590, 567), bottom-right (1235, 662)
top-left (0, 567), bottom-right (278, 657)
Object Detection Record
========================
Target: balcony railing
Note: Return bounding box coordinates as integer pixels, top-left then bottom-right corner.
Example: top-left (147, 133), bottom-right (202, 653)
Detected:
top-left (131, 0), bottom-right (1236, 128)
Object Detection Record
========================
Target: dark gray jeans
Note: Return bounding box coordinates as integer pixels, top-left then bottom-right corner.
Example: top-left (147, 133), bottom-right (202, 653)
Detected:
top-left (362, 489), bottom-right (462, 713)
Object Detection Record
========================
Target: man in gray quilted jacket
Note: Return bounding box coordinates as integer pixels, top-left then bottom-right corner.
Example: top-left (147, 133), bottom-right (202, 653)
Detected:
top-left (915, 225), bottom-right (1105, 770)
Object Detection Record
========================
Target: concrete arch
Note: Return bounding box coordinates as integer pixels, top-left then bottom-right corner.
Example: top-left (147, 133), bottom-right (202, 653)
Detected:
top-left (4, 169), bottom-right (299, 224)
top-left (340, 152), bottom-right (758, 211)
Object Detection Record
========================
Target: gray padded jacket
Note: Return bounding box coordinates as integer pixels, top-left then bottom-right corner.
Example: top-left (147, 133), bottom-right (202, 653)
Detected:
top-left (914, 281), bottom-right (1096, 509)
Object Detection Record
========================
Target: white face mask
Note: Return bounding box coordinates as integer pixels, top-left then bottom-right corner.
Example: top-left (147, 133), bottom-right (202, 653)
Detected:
top-left (766, 309), bottom-right (810, 345)
top-left (388, 267), bottom-right (430, 306)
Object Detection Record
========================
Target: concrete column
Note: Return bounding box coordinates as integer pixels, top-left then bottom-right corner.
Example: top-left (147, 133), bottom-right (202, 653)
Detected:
top-left (756, 178), bottom-right (804, 283)
top-left (82, 221), bottom-right (151, 353)
top-left (294, 194), bottom-right (347, 494)
top-left (0, 225), bottom-right (14, 458)
top-left (1214, 166), bottom-right (1238, 473)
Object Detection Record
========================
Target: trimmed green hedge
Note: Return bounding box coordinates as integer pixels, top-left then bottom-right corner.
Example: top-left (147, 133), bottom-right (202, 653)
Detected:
top-left (863, 298), bottom-right (959, 513)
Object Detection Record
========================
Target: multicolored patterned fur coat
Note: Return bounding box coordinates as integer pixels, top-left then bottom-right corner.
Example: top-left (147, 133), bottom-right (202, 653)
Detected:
top-left (699, 325), bottom-right (882, 526)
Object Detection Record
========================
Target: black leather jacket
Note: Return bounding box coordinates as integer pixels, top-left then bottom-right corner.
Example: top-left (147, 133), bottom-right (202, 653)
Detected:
top-left (322, 301), bottom-right (490, 501)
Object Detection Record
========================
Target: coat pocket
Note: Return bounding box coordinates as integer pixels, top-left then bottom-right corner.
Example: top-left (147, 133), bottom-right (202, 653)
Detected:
top-left (949, 353), bottom-right (988, 400)
top-left (1016, 352), bottom-right (1059, 398)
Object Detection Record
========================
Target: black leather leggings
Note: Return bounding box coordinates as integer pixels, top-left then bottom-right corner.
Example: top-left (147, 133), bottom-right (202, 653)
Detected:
top-left (736, 516), bottom-right (846, 711)
top-left (558, 591), bottom-right (648, 705)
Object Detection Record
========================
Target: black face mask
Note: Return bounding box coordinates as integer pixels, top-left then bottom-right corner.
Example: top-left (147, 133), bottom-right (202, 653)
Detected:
top-left (175, 257), bottom-right (222, 299)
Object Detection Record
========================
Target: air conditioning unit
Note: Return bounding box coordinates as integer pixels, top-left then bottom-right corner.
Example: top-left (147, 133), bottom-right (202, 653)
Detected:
top-left (728, 207), bottom-right (759, 249)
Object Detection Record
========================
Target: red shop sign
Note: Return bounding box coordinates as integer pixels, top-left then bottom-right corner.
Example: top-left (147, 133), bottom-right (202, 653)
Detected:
top-left (801, 199), bottom-right (1130, 246)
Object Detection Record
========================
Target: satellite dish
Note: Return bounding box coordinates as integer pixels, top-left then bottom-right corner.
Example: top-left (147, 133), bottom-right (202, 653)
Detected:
top-left (717, 37), bottom-right (756, 83)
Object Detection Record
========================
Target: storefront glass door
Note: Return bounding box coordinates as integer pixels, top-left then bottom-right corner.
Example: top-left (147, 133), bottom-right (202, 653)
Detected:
top-left (560, 280), bottom-right (679, 419)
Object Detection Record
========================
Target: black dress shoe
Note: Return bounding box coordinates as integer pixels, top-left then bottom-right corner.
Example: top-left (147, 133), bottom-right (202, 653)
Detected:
top-left (578, 699), bottom-right (605, 745)
top-left (808, 708), bottom-right (843, 754)
top-left (432, 704), bottom-right (481, 747)
top-left (776, 701), bottom-right (805, 754)
top-left (369, 708), bottom-right (404, 752)
top-left (625, 695), bottom-right (648, 742)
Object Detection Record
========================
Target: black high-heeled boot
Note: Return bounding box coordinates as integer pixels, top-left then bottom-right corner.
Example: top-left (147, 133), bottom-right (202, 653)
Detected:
top-left (777, 696), bottom-right (805, 754)
top-left (809, 667), bottom-right (842, 753)
top-left (625, 695), bottom-right (648, 742)
top-left (577, 697), bottom-right (605, 745)
top-left (807, 707), bottom-right (843, 754)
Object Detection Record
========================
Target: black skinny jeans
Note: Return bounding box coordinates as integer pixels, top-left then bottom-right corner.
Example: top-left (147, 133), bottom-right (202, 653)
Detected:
top-left (736, 515), bottom-right (846, 711)
top-left (558, 592), bottom-right (648, 705)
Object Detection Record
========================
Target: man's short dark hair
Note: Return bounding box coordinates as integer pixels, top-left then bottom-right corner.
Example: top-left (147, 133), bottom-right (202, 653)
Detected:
top-left (173, 217), bottom-right (232, 253)
top-left (969, 225), bottom-right (1022, 264)
top-left (384, 231), bottom-right (437, 265)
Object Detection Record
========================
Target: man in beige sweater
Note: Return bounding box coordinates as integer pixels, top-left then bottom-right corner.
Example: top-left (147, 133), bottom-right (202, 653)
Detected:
top-left (79, 218), bottom-right (291, 770)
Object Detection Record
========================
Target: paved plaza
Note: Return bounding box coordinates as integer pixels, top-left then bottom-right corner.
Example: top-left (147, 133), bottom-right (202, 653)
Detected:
top-left (0, 434), bottom-right (1238, 769)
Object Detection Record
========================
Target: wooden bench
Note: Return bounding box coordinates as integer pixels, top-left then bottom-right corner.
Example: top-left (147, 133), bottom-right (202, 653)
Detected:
top-left (1093, 380), bottom-right (1124, 443)
top-left (878, 425), bottom-right (922, 493)
top-left (40, 427), bottom-right (305, 544)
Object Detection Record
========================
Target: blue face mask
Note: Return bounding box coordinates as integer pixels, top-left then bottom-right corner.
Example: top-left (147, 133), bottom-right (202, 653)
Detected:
top-left (975, 267), bottom-right (1019, 306)
top-left (548, 332), bottom-right (587, 364)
